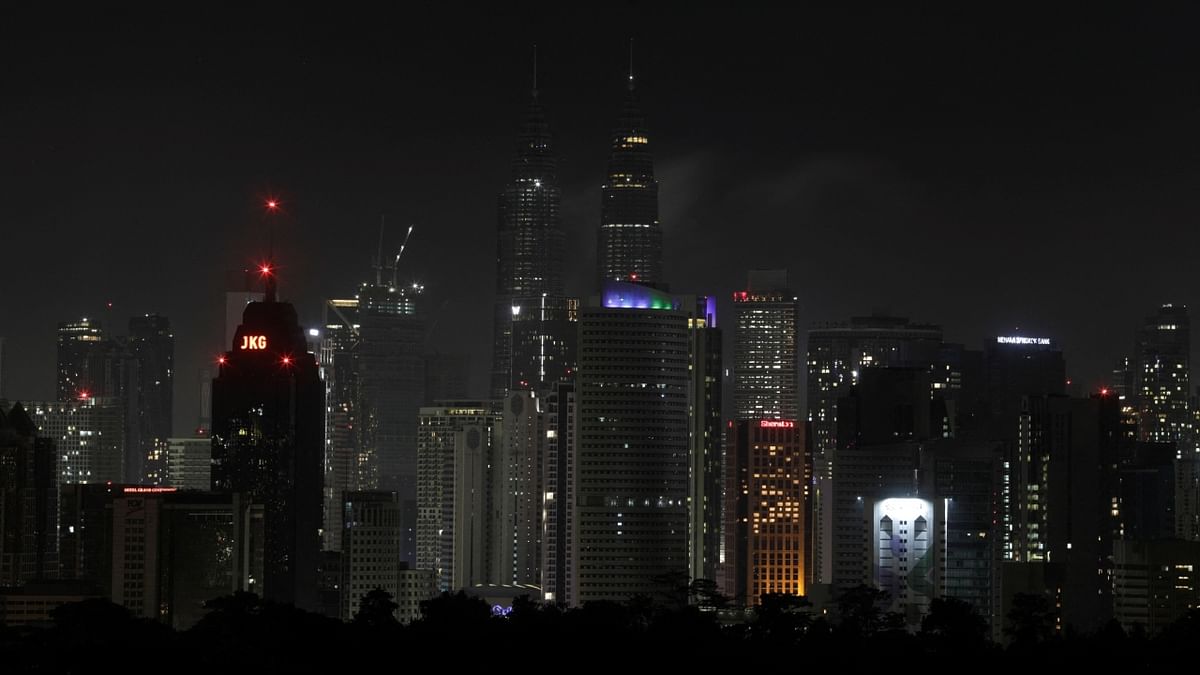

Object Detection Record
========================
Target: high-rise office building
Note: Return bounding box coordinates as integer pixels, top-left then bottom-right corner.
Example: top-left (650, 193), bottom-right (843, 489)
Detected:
top-left (27, 399), bottom-right (124, 484)
top-left (341, 491), bottom-right (402, 620)
top-left (679, 294), bottom-right (723, 583)
top-left (497, 391), bottom-right (543, 586)
top-left (490, 82), bottom-right (574, 398)
top-left (724, 419), bottom-right (805, 605)
top-left (806, 317), bottom-right (942, 586)
top-left (1113, 539), bottom-right (1200, 634)
top-left (56, 318), bottom-right (104, 402)
top-left (211, 270), bottom-right (323, 610)
top-left (540, 382), bottom-right (575, 605)
top-left (1005, 394), bottom-right (1119, 631)
top-left (109, 488), bottom-right (239, 628)
top-left (0, 403), bottom-right (58, 586)
top-left (596, 74), bottom-right (662, 289)
top-left (320, 274), bottom-right (425, 564)
top-left (128, 314), bottom-right (174, 484)
top-left (415, 401), bottom-right (500, 592)
top-left (574, 284), bottom-right (690, 603)
top-left (733, 270), bottom-right (800, 421)
top-left (1135, 304), bottom-right (1191, 447)
top-left (983, 334), bottom-right (1066, 440)
top-left (871, 497), bottom-right (935, 623)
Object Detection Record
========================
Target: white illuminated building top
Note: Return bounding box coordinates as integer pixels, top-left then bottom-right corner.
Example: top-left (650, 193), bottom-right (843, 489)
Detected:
top-left (996, 336), bottom-right (1051, 346)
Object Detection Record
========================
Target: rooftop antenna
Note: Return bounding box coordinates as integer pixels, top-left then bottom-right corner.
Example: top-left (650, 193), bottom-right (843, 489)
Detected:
top-left (392, 224), bottom-right (415, 287)
top-left (532, 44), bottom-right (538, 98)
top-left (375, 216), bottom-right (386, 285)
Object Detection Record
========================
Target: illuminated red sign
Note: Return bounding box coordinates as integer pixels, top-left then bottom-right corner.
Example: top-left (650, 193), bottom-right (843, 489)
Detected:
top-left (122, 487), bottom-right (178, 494)
top-left (240, 335), bottom-right (267, 350)
top-left (759, 420), bottom-right (795, 429)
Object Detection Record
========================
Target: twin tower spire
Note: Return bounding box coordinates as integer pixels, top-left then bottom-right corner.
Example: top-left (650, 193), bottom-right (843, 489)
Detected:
top-left (516, 42), bottom-right (662, 292)
top-left (490, 44), bottom-right (662, 398)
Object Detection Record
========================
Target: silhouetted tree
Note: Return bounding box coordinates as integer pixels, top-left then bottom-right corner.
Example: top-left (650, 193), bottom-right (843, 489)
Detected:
top-left (1004, 592), bottom-right (1058, 645)
top-left (921, 597), bottom-right (988, 644)
top-left (688, 578), bottom-right (729, 611)
top-left (836, 585), bottom-right (890, 637)
top-left (753, 593), bottom-right (812, 643)
top-left (353, 587), bottom-right (399, 628)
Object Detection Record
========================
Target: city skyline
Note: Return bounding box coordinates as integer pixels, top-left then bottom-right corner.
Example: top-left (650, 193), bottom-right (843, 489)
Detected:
top-left (5, 7), bottom-right (1200, 429)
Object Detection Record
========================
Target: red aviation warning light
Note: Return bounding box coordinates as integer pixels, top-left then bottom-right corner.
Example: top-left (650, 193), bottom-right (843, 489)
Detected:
top-left (259, 263), bottom-right (272, 276)
top-left (280, 355), bottom-right (293, 366)
top-left (266, 199), bottom-right (279, 210)
top-left (217, 355), bottom-right (227, 365)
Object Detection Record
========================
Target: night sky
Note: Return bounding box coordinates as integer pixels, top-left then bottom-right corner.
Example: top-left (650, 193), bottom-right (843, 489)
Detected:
top-left (3, 6), bottom-right (1199, 432)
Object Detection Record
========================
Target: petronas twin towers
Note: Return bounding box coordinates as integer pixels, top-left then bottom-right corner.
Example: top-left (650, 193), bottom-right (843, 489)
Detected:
top-left (490, 64), bottom-right (663, 397)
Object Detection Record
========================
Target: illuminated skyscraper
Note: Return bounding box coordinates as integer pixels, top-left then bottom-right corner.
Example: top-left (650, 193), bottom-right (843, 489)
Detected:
top-left (596, 71), bottom-right (662, 289)
top-left (491, 76), bottom-right (574, 398)
top-left (733, 270), bottom-right (800, 421)
top-left (1136, 304), bottom-right (1190, 447)
top-left (724, 419), bottom-right (805, 604)
top-left (210, 270), bottom-right (323, 610)
top-left (574, 284), bottom-right (690, 603)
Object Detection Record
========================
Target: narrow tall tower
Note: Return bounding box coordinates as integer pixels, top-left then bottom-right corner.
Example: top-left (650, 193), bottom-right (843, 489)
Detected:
top-left (210, 263), bottom-right (323, 610)
top-left (597, 50), bottom-right (662, 289)
top-left (491, 51), bottom-right (573, 398)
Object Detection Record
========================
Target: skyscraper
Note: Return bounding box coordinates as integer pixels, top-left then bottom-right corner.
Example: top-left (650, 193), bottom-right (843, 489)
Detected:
top-left (491, 78), bottom-right (573, 398)
top-left (733, 270), bottom-right (800, 421)
top-left (724, 419), bottom-right (805, 605)
top-left (128, 314), bottom-right (174, 483)
top-left (574, 284), bottom-right (690, 603)
top-left (806, 315), bottom-right (942, 585)
top-left (1136, 304), bottom-right (1190, 447)
top-left (341, 491), bottom-right (402, 620)
top-left (319, 269), bottom-right (426, 563)
top-left (0, 403), bottom-right (59, 586)
top-left (210, 269), bottom-right (323, 610)
top-left (27, 399), bottom-right (124, 484)
top-left (596, 71), bottom-right (662, 289)
top-left (415, 401), bottom-right (500, 592)
top-left (56, 318), bottom-right (104, 402)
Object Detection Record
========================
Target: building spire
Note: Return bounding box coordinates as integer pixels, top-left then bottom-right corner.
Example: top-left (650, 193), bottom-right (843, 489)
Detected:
top-left (627, 38), bottom-right (635, 91)
top-left (532, 44), bottom-right (539, 99)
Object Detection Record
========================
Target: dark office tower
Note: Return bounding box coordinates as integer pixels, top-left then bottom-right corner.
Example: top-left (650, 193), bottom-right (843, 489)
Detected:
top-left (574, 283), bottom-right (689, 603)
top-left (983, 334), bottom-right (1066, 438)
top-left (1116, 442), bottom-right (1176, 540)
top-left (919, 439), bottom-right (1006, 636)
top-left (490, 80), bottom-right (573, 399)
top-left (1136, 304), bottom-right (1191, 446)
top-left (56, 318), bottom-right (104, 401)
top-left (128, 314), bottom-right (174, 483)
top-left (321, 274), bottom-right (425, 563)
top-left (806, 315), bottom-right (942, 585)
top-left (679, 294), bottom-right (723, 583)
top-left (724, 419), bottom-right (805, 605)
top-left (1006, 394), bottom-right (1119, 631)
top-left (733, 270), bottom-right (800, 421)
top-left (596, 72), bottom-right (661, 289)
top-left (0, 403), bottom-right (59, 585)
top-left (211, 271), bottom-right (323, 610)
